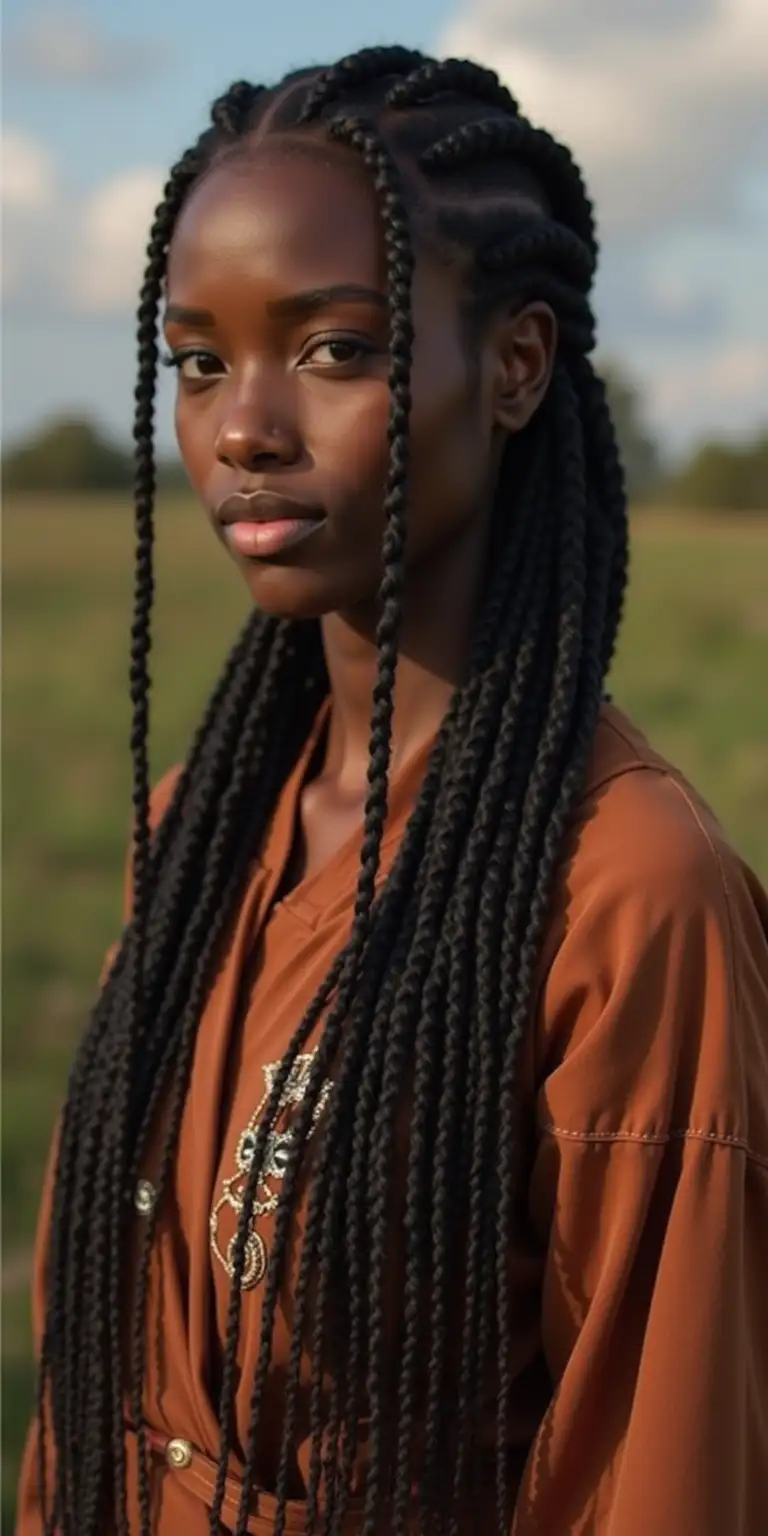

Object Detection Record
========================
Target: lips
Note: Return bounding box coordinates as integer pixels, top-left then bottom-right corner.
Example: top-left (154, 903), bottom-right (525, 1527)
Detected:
top-left (215, 490), bottom-right (327, 561)
top-left (216, 490), bottom-right (326, 527)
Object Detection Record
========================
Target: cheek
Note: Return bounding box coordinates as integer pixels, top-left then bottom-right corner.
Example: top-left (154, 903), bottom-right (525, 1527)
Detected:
top-left (306, 382), bottom-right (391, 509)
top-left (174, 395), bottom-right (209, 488)
top-left (175, 381), bottom-right (392, 510)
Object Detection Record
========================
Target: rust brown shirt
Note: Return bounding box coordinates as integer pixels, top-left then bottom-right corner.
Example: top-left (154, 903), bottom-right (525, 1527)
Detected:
top-left (17, 704), bottom-right (768, 1533)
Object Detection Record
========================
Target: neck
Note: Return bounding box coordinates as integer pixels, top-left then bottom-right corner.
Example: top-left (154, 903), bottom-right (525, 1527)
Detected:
top-left (320, 517), bottom-right (488, 790)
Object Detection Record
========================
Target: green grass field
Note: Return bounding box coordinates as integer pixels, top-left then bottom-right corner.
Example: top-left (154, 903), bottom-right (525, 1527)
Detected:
top-left (3, 495), bottom-right (768, 1521)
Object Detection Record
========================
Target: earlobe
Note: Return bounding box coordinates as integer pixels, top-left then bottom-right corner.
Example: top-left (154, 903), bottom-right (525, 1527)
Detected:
top-left (493, 302), bottom-right (558, 434)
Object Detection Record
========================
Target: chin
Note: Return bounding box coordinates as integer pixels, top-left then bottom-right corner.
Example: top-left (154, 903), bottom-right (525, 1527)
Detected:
top-left (239, 562), bottom-right (366, 622)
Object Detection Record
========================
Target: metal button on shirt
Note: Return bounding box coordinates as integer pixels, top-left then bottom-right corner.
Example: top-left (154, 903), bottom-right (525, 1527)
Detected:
top-left (165, 1437), bottom-right (193, 1470)
top-left (134, 1179), bottom-right (157, 1216)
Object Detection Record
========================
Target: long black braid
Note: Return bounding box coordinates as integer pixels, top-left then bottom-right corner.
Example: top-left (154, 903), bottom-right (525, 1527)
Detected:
top-left (37, 47), bottom-right (628, 1536)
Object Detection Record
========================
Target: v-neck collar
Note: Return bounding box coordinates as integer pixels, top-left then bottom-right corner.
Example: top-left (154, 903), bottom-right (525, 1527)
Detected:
top-left (258, 696), bottom-right (437, 922)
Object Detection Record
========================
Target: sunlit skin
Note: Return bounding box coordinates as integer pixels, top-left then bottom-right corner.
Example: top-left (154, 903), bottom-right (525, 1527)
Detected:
top-left (164, 142), bottom-right (556, 878)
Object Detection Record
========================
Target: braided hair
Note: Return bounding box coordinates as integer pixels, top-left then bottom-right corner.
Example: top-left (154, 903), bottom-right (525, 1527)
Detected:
top-left (38, 47), bottom-right (628, 1536)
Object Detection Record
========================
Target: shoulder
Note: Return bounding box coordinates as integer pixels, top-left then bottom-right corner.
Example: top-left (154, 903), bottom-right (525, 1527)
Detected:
top-left (574, 704), bottom-right (738, 896)
top-left (551, 703), bottom-right (765, 937)
top-left (149, 763), bottom-right (184, 832)
top-left (535, 705), bottom-right (768, 1154)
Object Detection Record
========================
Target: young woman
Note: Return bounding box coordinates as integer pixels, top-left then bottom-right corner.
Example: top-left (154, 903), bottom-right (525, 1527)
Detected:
top-left (18, 45), bottom-right (768, 1536)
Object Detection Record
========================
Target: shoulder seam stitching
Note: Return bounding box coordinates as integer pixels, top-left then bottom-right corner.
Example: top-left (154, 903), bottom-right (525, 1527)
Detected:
top-left (664, 776), bottom-right (741, 1014)
top-left (540, 1122), bottom-right (768, 1170)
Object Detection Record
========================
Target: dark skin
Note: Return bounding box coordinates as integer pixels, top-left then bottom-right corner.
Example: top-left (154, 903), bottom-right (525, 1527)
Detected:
top-left (164, 142), bottom-right (557, 882)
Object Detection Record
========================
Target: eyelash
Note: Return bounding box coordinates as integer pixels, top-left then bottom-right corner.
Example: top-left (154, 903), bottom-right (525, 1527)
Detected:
top-left (160, 349), bottom-right (217, 377)
top-left (160, 334), bottom-right (375, 380)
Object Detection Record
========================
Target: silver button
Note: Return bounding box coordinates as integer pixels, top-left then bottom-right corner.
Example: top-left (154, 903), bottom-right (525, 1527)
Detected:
top-left (166, 1437), bottom-right (193, 1470)
top-left (134, 1179), bottom-right (157, 1216)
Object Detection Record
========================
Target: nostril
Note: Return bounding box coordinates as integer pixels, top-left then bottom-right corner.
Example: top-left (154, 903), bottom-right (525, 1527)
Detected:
top-left (214, 420), bottom-right (302, 472)
top-left (215, 441), bottom-right (283, 472)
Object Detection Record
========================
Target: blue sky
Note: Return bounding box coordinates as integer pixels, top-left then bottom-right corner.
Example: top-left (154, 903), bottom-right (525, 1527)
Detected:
top-left (4, 0), bottom-right (767, 459)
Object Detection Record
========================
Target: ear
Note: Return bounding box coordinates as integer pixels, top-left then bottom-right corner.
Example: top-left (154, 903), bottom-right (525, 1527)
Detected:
top-left (491, 302), bottom-right (558, 433)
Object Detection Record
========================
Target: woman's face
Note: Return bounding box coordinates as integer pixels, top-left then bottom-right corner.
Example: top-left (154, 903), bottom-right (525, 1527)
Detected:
top-left (165, 140), bottom-right (545, 621)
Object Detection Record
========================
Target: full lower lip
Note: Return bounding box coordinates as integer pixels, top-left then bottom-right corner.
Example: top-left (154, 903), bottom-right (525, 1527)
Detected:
top-left (223, 516), bottom-right (327, 560)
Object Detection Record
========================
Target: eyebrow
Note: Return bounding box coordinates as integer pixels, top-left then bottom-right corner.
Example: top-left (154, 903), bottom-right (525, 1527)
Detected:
top-left (163, 304), bottom-right (216, 326)
top-left (163, 285), bottom-right (388, 330)
top-left (267, 285), bottom-right (389, 319)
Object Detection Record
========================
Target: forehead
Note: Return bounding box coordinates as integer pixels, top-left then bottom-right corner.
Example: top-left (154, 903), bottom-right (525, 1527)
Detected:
top-left (167, 143), bottom-right (387, 295)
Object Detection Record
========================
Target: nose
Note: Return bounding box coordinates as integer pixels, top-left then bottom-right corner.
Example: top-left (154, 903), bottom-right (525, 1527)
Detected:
top-left (214, 386), bottom-right (302, 473)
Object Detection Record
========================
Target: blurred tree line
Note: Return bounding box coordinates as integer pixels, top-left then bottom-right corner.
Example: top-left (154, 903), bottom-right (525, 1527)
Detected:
top-left (1, 417), bottom-right (188, 495)
top-left (2, 363), bottom-right (767, 510)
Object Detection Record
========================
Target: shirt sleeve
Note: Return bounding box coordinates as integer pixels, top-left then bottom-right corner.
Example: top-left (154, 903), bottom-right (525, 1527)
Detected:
top-left (15, 767), bottom-right (182, 1535)
top-left (512, 769), bottom-right (768, 1535)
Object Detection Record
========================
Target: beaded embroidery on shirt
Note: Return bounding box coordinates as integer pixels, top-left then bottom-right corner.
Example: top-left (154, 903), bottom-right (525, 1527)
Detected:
top-left (210, 1052), bottom-right (333, 1290)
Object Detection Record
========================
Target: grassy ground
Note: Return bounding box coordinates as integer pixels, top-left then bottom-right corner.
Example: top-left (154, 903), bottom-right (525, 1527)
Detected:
top-left (3, 495), bottom-right (767, 1520)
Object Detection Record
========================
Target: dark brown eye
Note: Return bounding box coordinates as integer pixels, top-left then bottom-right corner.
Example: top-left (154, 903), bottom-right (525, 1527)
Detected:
top-left (166, 350), bottom-right (226, 380)
top-left (303, 337), bottom-right (368, 366)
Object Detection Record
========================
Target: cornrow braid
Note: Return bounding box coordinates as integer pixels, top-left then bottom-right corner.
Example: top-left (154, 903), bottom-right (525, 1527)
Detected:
top-left (210, 79), bottom-right (265, 138)
top-left (38, 46), bottom-right (629, 1536)
top-left (385, 56), bottom-right (519, 115)
top-left (478, 218), bottom-right (595, 288)
top-left (297, 46), bottom-right (427, 123)
top-left (477, 222), bottom-right (597, 356)
top-left (423, 115), bottom-right (598, 259)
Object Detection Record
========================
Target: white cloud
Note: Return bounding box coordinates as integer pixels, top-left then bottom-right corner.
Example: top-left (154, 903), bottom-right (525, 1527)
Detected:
top-left (2, 131), bottom-right (164, 314)
top-left (2, 129), bottom-right (54, 213)
top-left (1, 130), bottom-right (57, 301)
top-left (438, 0), bottom-right (768, 232)
top-left (646, 340), bottom-right (768, 446)
top-left (7, 4), bottom-right (164, 85)
top-left (70, 169), bottom-right (165, 312)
